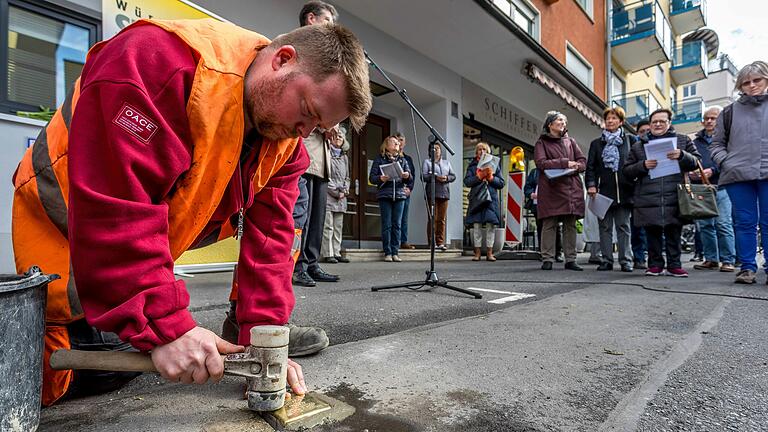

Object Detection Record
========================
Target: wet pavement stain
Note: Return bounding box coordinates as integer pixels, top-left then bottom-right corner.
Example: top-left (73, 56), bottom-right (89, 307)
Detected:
top-left (312, 382), bottom-right (420, 432)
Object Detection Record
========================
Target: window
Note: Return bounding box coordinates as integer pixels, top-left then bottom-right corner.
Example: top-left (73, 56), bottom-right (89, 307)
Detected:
top-left (1, 1), bottom-right (99, 114)
top-left (566, 43), bottom-right (593, 89)
top-left (654, 65), bottom-right (666, 93)
top-left (670, 86), bottom-right (677, 105)
top-left (574, 0), bottom-right (594, 19)
top-left (611, 71), bottom-right (626, 98)
top-left (492, 0), bottom-right (540, 40)
top-left (683, 84), bottom-right (697, 98)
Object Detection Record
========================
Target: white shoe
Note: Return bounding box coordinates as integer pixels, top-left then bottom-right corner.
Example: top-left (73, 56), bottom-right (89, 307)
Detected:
top-left (383, 255), bottom-right (393, 262)
top-left (392, 255), bottom-right (402, 262)
top-left (438, 244), bottom-right (448, 251)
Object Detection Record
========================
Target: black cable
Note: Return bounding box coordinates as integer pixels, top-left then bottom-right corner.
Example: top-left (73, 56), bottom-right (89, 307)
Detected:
top-left (438, 278), bottom-right (768, 302)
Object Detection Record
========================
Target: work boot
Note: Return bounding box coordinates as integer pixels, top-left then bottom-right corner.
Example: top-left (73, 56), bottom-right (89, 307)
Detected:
top-left (221, 301), bottom-right (239, 344)
top-left (287, 324), bottom-right (329, 357)
top-left (486, 250), bottom-right (496, 262)
top-left (472, 247), bottom-right (481, 261)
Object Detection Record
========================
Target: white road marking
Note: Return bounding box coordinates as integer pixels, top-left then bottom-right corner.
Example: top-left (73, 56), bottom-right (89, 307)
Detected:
top-left (465, 287), bottom-right (513, 295)
top-left (487, 293), bottom-right (537, 304)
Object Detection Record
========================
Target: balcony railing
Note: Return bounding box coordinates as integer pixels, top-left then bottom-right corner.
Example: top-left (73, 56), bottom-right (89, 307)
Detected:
top-left (672, 97), bottom-right (704, 125)
top-left (670, 0), bottom-right (706, 34)
top-left (671, 40), bottom-right (708, 84)
top-left (611, 0), bottom-right (672, 72)
top-left (612, 90), bottom-right (663, 127)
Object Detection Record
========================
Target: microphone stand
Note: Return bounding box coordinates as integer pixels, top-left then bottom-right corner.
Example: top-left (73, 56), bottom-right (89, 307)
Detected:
top-left (366, 50), bottom-right (481, 299)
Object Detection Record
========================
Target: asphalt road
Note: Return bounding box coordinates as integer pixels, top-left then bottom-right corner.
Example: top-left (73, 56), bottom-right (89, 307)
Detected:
top-left (38, 254), bottom-right (768, 431)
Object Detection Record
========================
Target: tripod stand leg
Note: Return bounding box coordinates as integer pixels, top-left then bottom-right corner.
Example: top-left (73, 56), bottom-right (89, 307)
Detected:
top-left (371, 281), bottom-right (427, 292)
top-left (434, 281), bottom-right (483, 299)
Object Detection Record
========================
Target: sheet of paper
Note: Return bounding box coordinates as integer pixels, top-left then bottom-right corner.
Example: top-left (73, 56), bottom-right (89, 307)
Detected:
top-left (588, 193), bottom-right (614, 219)
top-left (544, 168), bottom-right (576, 179)
top-left (644, 137), bottom-right (679, 179)
top-left (478, 153), bottom-right (500, 171)
top-left (379, 162), bottom-right (403, 179)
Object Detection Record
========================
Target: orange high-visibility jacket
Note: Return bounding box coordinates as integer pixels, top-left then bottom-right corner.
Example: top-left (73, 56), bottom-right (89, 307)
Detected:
top-left (12, 18), bottom-right (302, 405)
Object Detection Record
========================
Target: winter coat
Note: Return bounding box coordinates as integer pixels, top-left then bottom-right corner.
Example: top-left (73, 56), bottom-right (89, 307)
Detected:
top-left (623, 129), bottom-right (701, 227)
top-left (691, 129), bottom-right (719, 185)
top-left (523, 168), bottom-right (539, 216)
top-left (422, 158), bottom-right (456, 200)
top-left (585, 131), bottom-right (637, 207)
top-left (533, 134), bottom-right (587, 220)
top-left (326, 150), bottom-right (350, 213)
top-left (463, 158), bottom-right (505, 225)
top-left (709, 94), bottom-right (768, 185)
top-left (401, 153), bottom-right (416, 194)
top-left (369, 153), bottom-right (412, 201)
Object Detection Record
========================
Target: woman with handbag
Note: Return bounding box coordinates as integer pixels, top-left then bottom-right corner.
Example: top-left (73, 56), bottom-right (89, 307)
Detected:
top-left (709, 61), bottom-right (768, 284)
top-left (464, 142), bottom-right (505, 261)
top-left (533, 111), bottom-right (587, 271)
top-left (623, 108), bottom-right (701, 277)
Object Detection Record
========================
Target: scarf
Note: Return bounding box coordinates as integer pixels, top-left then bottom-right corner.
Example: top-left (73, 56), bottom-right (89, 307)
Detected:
top-left (330, 146), bottom-right (342, 157)
top-left (601, 129), bottom-right (622, 172)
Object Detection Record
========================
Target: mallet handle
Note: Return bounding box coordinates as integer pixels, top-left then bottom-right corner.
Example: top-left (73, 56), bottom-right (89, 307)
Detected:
top-left (50, 349), bottom-right (158, 372)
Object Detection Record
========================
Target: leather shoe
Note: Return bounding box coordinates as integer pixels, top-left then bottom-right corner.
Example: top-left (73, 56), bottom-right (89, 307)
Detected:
top-left (565, 262), bottom-right (584, 271)
top-left (555, 255), bottom-right (564, 263)
top-left (287, 324), bottom-right (329, 357)
top-left (308, 267), bottom-right (340, 282)
top-left (292, 271), bottom-right (316, 287)
top-left (401, 243), bottom-right (416, 249)
top-left (596, 262), bottom-right (613, 271)
top-left (335, 255), bottom-right (350, 263)
top-left (620, 264), bottom-right (633, 272)
top-left (541, 261), bottom-right (553, 270)
top-left (323, 257), bottom-right (339, 264)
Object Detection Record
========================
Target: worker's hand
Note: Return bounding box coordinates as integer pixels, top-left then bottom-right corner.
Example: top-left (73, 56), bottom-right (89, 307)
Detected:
top-left (667, 149), bottom-right (681, 160)
top-left (644, 159), bottom-right (658, 170)
top-left (151, 326), bottom-right (244, 384)
top-left (287, 358), bottom-right (307, 395)
top-left (587, 186), bottom-right (597, 198)
top-left (380, 174), bottom-right (390, 182)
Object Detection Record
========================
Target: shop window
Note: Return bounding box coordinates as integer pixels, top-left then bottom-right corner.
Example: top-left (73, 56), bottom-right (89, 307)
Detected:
top-left (1, 1), bottom-right (98, 114)
top-left (491, 0), bottom-right (540, 41)
top-left (566, 43), bottom-right (593, 89)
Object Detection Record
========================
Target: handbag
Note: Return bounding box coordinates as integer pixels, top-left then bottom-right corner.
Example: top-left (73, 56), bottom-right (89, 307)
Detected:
top-left (677, 160), bottom-right (719, 220)
top-left (467, 182), bottom-right (492, 214)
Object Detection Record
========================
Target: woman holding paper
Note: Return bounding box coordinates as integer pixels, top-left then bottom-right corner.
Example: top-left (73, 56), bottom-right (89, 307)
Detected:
top-left (624, 108), bottom-right (700, 277)
top-left (369, 136), bottom-right (413, 262)
top-left (422, 143), bottom-right (456, 250)
top-left (464, 142), bottom-right (505, 261)
top-left (585, 106), bottom-right (637, 272)
top-left (533, 111), bottom-right (587, 271)
top-left (709, 61), bottom-right (768, 284)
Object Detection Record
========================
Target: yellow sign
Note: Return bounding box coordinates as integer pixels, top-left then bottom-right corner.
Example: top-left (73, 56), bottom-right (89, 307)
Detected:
top-left (509, 146), bottom-right (525, 172)
top-left (102, 0), bottom-right (227, 40)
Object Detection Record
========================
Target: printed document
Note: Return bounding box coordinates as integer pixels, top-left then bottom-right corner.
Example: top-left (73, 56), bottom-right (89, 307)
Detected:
top-left (478, 153), bottom-right (500, 171)
top-left (544, 168), bottom-right (576, 179)
top-left (588, 193), bottom-right (614, 219)
top-left (379, 162), bottom-right (403, 179)
top-left (644, 138), bottom-right (679, 179)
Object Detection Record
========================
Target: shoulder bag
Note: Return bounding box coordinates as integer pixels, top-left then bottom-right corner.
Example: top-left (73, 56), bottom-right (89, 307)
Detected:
top-left (677, 160), bottom-right (719, 219)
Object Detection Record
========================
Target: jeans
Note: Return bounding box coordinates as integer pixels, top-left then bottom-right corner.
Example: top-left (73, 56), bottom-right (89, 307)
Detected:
top-left (725, 180), bottom-right (768, 273)
top-left (646, 224), bottom-right (683, 270)
top-left (696, 188), bottom-right (735, 264)
top-left (599, 206), bottom-right (632, 265)
top-left (400, 195), bottom-right (411, 244)
top-left (379, 198), bottom-right (405, 256)
top-left (631, 216), bottom-right (647, 262)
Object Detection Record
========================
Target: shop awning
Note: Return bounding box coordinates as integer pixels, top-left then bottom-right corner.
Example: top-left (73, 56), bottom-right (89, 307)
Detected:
top-left (525, 63), bottom-right (605, 129)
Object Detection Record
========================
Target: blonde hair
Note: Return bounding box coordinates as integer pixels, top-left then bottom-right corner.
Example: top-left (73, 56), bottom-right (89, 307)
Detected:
top-left (602, 106), bottom-right (626, 122)
top-left (380, 136), bottom-right (400, 156)
top-left (270, 24), bottom-right (372, 131)
top-left (735, 61), bottom-right (768, 92)
top-left (475, 142), bottom-right (491, 155)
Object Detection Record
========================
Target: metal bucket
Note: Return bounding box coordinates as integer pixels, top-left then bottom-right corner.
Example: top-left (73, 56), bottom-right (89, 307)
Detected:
top-left (0, 267), bottom-right (58, 432)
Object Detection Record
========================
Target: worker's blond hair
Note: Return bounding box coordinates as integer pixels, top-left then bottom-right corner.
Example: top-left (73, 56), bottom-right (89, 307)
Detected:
top-left (271, 24), bottom-right (372, 131)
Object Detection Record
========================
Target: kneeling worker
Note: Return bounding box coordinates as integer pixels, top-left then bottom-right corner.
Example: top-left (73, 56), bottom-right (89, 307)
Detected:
top-left (12, 18), bottom-right (371, 405)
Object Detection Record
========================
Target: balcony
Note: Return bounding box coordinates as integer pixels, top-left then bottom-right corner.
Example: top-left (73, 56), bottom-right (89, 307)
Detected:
top-left (612, 90), bottom-right (662, 127)
top-left (672, 97), bottom-right (704, 125)
top-left (670, 0), bottom-right (707, 35)
top-left (611, 0), bottom-right (673, 72)
top-left (670, 40), bottom-right (708, 85)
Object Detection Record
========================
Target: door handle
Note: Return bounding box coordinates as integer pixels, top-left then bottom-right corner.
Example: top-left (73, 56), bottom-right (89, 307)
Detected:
top-left (354, 179), bottom-right (359, 196)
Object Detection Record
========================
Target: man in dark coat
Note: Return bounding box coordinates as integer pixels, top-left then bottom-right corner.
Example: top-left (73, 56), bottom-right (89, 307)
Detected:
top-left (623, 108), bottom-right (701, 277)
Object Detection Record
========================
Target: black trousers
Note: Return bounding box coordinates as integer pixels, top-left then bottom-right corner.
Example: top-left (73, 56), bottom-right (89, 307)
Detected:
top-left (294, 174), bottom-right (328, 273)
top-left (645, 224), bottom-right (683, 269)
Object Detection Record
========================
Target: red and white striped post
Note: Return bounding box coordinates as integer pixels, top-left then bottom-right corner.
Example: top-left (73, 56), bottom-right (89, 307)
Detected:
top-left (505, 146), bottom-right (526, 246)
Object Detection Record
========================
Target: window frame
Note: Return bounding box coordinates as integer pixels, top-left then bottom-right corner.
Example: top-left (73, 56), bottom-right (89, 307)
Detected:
top-left (574, 0), bottom-right (594, 20)
top-left (565, 42), bottom-right (594, 89)
top-left (0, 0), bottom-right (101, 115)
top-left (492, 0), bottom-right (541, 41)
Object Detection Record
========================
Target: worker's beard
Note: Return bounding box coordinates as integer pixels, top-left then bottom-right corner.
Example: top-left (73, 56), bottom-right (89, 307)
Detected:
top-left (246, 72), bottom-right (300, 141)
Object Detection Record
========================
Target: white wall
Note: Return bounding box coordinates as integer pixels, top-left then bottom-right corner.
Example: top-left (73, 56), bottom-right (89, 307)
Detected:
top-left (0, 115), bottom-right (45, 273)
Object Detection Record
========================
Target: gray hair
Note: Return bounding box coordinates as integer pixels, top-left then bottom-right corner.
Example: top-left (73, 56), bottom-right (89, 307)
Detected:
top-left (734, 61), bottom-right (768, 92)
top-left (542, 110), bottom-right (568, 133)
top-left (703, 105), bottom-right (723, 116)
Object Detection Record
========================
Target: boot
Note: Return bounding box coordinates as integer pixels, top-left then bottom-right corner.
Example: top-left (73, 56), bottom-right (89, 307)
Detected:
top-left (486, 249), bottom-right (496, 262)
top-left (472, 247), bottom-right (481, 261)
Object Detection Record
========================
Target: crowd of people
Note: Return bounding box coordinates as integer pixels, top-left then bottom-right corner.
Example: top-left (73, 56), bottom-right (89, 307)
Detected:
top-left (523, 60), bottom-right (768, 283)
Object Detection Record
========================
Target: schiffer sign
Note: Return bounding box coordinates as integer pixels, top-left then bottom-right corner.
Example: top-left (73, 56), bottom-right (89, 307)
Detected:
top-left (462, 79), bottom-right (541, 144)
top-left (102, 0), bottom-right (227, 40)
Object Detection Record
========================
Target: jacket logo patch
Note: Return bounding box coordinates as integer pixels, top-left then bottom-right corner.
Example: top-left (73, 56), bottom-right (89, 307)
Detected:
top-left (113, 103), bottom-right (160, 143)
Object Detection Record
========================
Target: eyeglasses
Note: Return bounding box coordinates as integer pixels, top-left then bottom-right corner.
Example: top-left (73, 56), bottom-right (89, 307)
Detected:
top-left (650, 120), bottom-right (669, 125)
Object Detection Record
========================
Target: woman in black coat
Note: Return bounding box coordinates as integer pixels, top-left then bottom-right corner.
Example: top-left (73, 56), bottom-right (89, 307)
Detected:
top-left (623, 109), bottom-right (700, 277)
top-left (464, 142), bottom-right (505, 261)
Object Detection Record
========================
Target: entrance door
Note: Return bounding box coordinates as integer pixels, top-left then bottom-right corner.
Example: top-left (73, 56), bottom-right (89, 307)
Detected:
top-left (343, 113), bottom-right (390, 245)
